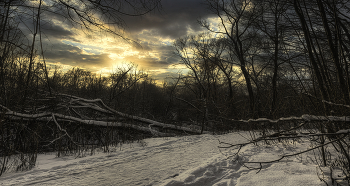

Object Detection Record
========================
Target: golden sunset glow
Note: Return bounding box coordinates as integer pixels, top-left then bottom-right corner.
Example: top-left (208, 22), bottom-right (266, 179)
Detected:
top-left (37, 0), bottom-right (218, 83)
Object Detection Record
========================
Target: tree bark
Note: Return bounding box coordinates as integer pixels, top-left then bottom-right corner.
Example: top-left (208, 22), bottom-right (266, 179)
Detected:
top-left (317, 0), bottom-right (350, 104)
top-left (293, 0), bottom-right (330, 114)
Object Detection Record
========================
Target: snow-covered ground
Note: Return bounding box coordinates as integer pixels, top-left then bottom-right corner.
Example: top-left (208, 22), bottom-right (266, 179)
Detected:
top-left (0, 132), bottom-right (329, 185)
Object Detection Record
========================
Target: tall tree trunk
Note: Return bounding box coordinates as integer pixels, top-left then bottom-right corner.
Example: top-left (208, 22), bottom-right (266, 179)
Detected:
top-left (240, 63), bottom-right (255, 118)
top-left (235, 36), bottom-right (256, 118)
top-left (293, 0), bottom-right (330, 114)
top-left (271, 13), bottom-right (279, 119)
top-left (22, 0), bottom-right (42, 109)
top-left (0, 1), bottom-right (11, 107)
top-left (317, 0), bottom-right (350, 104)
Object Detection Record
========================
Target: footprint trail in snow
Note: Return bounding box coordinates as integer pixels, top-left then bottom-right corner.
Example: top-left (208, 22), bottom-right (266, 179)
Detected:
top-left (0, 132), bottom-right (325, 186)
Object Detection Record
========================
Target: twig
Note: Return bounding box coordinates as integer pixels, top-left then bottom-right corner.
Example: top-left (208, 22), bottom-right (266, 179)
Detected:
top-left (244, 134), bottom-right (348, 164)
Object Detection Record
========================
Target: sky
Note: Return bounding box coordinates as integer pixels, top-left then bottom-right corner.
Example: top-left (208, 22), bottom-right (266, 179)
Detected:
top-left (33, 0), bottom-right (216, 82)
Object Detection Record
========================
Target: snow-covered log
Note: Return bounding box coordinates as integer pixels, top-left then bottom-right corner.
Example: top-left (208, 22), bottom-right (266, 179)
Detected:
top-left (0, 92), bottom-right (210, 136)
top-left (238, 114), bottom-right (350, 123)
top-left (4, 110), bottom-right (173, 137)
top-left (54, 93), bottom-right (210, 134)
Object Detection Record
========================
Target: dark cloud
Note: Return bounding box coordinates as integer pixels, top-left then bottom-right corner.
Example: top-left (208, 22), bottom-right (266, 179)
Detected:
top-left (123, 55), bottom-right (172, 69)
top-left (44, 42), bottom-right (111, 67)
top-left (131, 41), bottom-right (153, 51)
top-left (123, 0), bottom-right (212, 39)
top-left (40, 21), bottom-right (75, 40)
top-left (139, 45), bottom-right (180, 69)
top-left (161, 54), bottom-right (179, 64)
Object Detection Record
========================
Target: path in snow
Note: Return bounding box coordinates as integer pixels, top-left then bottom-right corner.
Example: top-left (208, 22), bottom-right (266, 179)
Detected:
top-left (158, 140), bottom-right (324, 186)
top-left (1, 134), bottom-right (233, 185)
top-left (0, 133), bottom-right (326, 186)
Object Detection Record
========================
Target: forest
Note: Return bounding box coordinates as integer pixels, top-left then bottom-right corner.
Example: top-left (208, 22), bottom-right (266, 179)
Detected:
top-left (1, 0), bottom-right (350, 184)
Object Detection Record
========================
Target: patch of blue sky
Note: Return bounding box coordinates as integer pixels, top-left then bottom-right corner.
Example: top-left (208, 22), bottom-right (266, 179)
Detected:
top-left (62, 40), bottom-right (104, 55)
top-left (161, 40), bottom-right (174, 46)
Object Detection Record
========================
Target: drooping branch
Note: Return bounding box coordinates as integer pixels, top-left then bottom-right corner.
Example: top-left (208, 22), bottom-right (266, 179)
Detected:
top-left (241, 133), bottom-right (349, 173)
top-left (54, 93), bottom-right (210, 134)
top-left (1, 92), bottom-right (210, 138)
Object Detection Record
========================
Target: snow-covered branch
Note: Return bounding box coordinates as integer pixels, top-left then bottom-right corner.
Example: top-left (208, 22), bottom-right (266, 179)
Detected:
top-left (322, 100), bottom-right (350, 109)
top-left (4, 109), bottom-right (172, 137)
top-left (234, 114), bottom-right (350, 123)
top-left (55, 93), bottom-right (210, 134)
top-left (1, 92), bottom-right (210, 138)
top-left (304, 92), bottom-right (350, 108)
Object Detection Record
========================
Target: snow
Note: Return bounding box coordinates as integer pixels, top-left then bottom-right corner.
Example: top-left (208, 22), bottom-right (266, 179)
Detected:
top-left (0, 132), bottom-right (328, 186)
top-left (238, 114), bottom-right (350, 123)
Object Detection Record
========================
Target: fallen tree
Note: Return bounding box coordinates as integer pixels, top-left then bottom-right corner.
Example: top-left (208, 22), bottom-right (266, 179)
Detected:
top-left (1, 92), bottom-right (209, 137)
top-left (0, 91), bottom-right (211, 176)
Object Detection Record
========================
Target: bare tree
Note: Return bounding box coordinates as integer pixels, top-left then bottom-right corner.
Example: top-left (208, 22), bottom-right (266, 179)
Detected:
top-left (174, 35), bottom-right (215, 133)
top-left (201, 0), bottom-right (263, 118)
top-left (253, 0), bottom-right (293, 118)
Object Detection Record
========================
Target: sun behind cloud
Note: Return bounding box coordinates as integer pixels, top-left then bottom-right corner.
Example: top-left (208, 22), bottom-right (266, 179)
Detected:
top-left (41, 0), bottom-right (215, 82)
